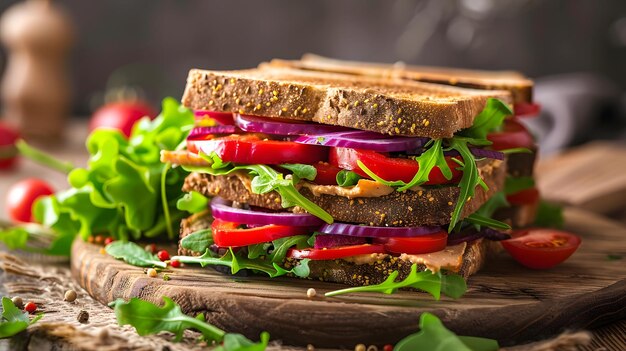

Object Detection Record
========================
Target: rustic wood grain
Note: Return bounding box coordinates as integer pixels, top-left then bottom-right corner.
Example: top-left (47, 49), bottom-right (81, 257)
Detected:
top-left (71, 207), bottom-right (626, 348)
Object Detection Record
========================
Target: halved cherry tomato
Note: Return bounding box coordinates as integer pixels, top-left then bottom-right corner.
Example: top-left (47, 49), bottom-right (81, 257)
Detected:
top-left (501, 229), bottom-right (581, 269)
top-left (375, 231), bottom-right (448, 255)
top-left (6, 178), bottom-right (54, 223)
top-left (487, 119), bottom-right (534, 151)
top-left (329, 147), bottom-right (462, 185)
top-left (194, 111), bottom-right (235, 126)
top-left (287, 244), bottom-right (385, 260)
top-left (506, 187), bottom-right (540, 206)
top-left (211, 218), bottom-right (313, 247)
top-left (189, 134), bottom-right (328, 165)
top-left (513, 103), bottom-right (541, 117)
top-left (312, 162), bottom-right (343, 185)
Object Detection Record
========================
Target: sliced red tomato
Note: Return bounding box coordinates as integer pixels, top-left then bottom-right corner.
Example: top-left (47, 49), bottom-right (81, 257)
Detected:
top-left (501, 229), bottom-right (581, 269)
top-left (313, 162), bottom-right (343, 185)
top-left (188, 134), bottom-right (328, 165)
top-left (506, 187), bottom-right (540, 206)
top-left (287, 244), bottom-right (385, 260)
top-left (375, 231), bottom-right (448, 255)
top-left (487, 119), bottom-right (535, 151)
top-left (211, 219), bottom-right (313, 247)
top-left (514, 103), bottom-right (541, 117)
top-left (329, 147), bottom-right (462, 185)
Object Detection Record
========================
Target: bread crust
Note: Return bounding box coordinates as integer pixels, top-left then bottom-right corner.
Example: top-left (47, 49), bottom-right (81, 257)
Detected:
top-left (182, 68), bottom-right (511, 139)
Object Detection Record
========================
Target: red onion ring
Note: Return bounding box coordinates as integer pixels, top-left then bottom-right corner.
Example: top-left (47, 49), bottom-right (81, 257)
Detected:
top-left (188, 126), bottom-right (238, 139)
top-left (234, 113), bottom-right (350, 135)
top-left (210, 197), bottom-right (324, 227)
top-left (314, 234), bottom-right (366, 249)
top-left (295, 131), bottom-right (429, 152)
top-left (319, 222), bottom-right (442, 238)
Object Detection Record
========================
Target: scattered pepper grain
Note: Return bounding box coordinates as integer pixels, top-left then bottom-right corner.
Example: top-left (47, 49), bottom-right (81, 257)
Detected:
top-left (64, 290), bottom-right (77, 302)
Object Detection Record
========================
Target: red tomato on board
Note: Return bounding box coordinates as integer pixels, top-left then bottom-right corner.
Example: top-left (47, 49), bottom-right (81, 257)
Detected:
top-left (6, 178), bottom-right (54, 223)
top-left (89, 101), bottom-right (157, 137)
top-left (501, 229), bottom-right (581, 269)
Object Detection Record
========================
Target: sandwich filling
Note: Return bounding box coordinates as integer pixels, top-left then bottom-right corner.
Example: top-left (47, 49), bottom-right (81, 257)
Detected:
top-left (162, 97), bottom-right (536, 282)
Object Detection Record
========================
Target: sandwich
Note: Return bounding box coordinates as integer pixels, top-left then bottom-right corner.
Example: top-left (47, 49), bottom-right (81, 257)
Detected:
top-left (160, 57), bottom-right (539, 286)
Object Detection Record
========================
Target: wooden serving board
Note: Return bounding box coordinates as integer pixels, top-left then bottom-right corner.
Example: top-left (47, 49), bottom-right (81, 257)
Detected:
top-left (71, 208), bottom-right (626, 349)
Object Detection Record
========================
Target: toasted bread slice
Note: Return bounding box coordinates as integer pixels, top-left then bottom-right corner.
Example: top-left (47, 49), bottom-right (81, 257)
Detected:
top-left (264, 54), bottom-right (533, 104)
top-left (179, 157), bottom-right (506, 227)
top-left (182, 68), bottom-right (511, 139)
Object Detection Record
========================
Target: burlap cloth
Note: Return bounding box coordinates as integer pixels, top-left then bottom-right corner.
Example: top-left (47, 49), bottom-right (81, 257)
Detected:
top-left (0, 251), bottom-right (596, 351)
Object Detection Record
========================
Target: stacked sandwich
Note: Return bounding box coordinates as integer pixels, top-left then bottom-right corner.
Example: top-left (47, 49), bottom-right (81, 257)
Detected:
top-left (161, 55), bottom-right (539, 285)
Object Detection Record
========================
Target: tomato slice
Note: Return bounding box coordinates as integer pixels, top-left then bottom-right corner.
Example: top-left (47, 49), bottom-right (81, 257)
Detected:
top-left (506, 187), bottom-right (540, 206)
top-left (513, 103), bottom-right (541, 117)
top-left (500, 229), bottom-right (581, 269)
top-left (329, 147), bottom-right (462, 185)
top-left (375, 231), bottom-right (448, 255)
top-left (211, 219), bottom-right (313, 247)
top-left (487, 119), bottom-right (535, 151)
top-left (188, 134), bottom-right (328, 165)
top-left (287, 244), bottom-right (385, 260)
top-left (313, 162), bottom-right (342, 185)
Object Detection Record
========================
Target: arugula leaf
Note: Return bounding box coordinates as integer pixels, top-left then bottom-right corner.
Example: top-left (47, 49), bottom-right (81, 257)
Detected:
top-left (465, 213), bottom-right (511, 230)
top-left (279, 164), bottom-right (317, 181)
top-left (325, 265), bottom-right (467, 300)
top-left (0, 297), bottom-right (43, 339)
top-left (176, 191), bottom-right (209, 214)
top-left (504, 176), bottom-right (535, 195)
top-left (464, 192), bottom-right (511, 231)
top-left (184, 154), bottom-right (333, 224)
top-left (172, 249), bottom-right (311, 278)
top-left (460, 98), bottom-right (513, 140)
top-left (394, 312), bottom-right (499, 351)
top-left (105, 241), bottom-right (167, 268)
top-left (111, 297), bottom-right (225, 342)
top-left (180, 229), bottom-right (213, 253)
top-left (247, 243), bottom-right (271, 259)
top-left (398, 139), bottom-right (450, 191)
top-left (447, 138), bottom-right (481, 231)
top-left (213, 332), bottom-right (270, 351)
top-left (269, 235), bottom-right (310, 263)
top-left (534, 200), bottom-right (564, 229)
top-left (336, 170), bottom-right (363, 187)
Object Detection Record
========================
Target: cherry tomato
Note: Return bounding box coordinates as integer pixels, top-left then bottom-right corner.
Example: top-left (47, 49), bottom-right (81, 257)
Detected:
top-left (487, 119), bottom-right (534, 151)
top-left (506, 187), bottom-right (540, 206)
top-left (6, 178), bottom-right (54, 223)
top-left (194, 111), bottom-right (235, 126)
top-left (501, 229), bottom-right (581, 269)
top-left (0, 122), bottom-right (19, 170)
top-left (513, 103), bottom-right (541, 117)
top-left (212, 219), bottom-right (313, 247)
top-left (170, 260), bottom-right (181, 268)
top-left (329, 147), bottom-right (462, 185)
top-left (157, 250), bottom-right (170, 261)
top-left (189, 134), bottom-right (328, 165)
top-left (287, 244), bottom-right (386, 260)
top-left (312, 162), bottom-right (343, 185)
top-left (89, 101), bottom-right (157, 137)
top-left (104, 237), bottom-right (115, 245)
top-left (23, 301), bottom-right (37, 313)
top-left (376, 231), bottom-right (448, 255)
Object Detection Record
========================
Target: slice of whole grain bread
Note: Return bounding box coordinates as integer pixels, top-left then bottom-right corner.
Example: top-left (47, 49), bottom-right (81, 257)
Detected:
top-left (265, 54), bottom-right (533, 104)
top-left (182, 67), bottom-right (511, 139)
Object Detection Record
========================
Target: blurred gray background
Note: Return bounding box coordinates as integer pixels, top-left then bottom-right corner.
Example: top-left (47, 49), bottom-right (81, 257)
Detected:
top-left (1, 0), bottom-right (625, 152)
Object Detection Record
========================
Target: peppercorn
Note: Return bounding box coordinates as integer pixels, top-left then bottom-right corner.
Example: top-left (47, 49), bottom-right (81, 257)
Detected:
top-left (24, 301), bottom-right (36, 313)
top-left (77, 310), bottom-right (89, 323)
top-left (157, 250), bottom-right (170, 261)
top-left (94, 235), bottom-right (104, 245)
top-left (355, 344), bottom-right (366, 351)
top-left (64, 289), bottom-right (77, 302)
top-left (147, 268), bottom-right (158, 278)
top-left (145, 243), bottom-right (156, 253)
top-left (170, 260), bottom-right (181, 268)
top-left (11, 296), bottom-right (23, 309)
top-left (383, 345), bottom-right (393, 351)
top-left (367, 346), bottom-right (378, 351)
top-left (104, 237), bottom-right (114, 245)
top-left (307, 344), bottom-right (315, 351)
top-left (306, 288), bottom-right (316, 298)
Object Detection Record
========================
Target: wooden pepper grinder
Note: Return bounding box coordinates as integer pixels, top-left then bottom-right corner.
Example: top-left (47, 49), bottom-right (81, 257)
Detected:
top-left (0, 0), bottom-right (73, 140)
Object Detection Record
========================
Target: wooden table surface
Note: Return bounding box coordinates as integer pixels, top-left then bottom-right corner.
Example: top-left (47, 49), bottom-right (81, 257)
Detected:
top-left (1, 122), bottom-right (625, 350)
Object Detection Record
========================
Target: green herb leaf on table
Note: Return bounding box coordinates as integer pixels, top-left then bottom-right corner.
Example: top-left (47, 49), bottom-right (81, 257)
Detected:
top-left (336, 170), bottom-right (362, 187)
top-left (180, 229), bottom-right (213, 253)
top-left (213, 332), bottom-right (270, 351)
top-left (176, 191), bottom-right (209, 214)
top-left (0, 227), bottom-right (28, 250)
top-left (0, 297), bottom-right (43, 339)
top-left (325, 264), bottom-right (467, 300)
top-left (394, 312), bottom-right (498, 351)
top-left (105, 241), bottom-right (167, 268)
